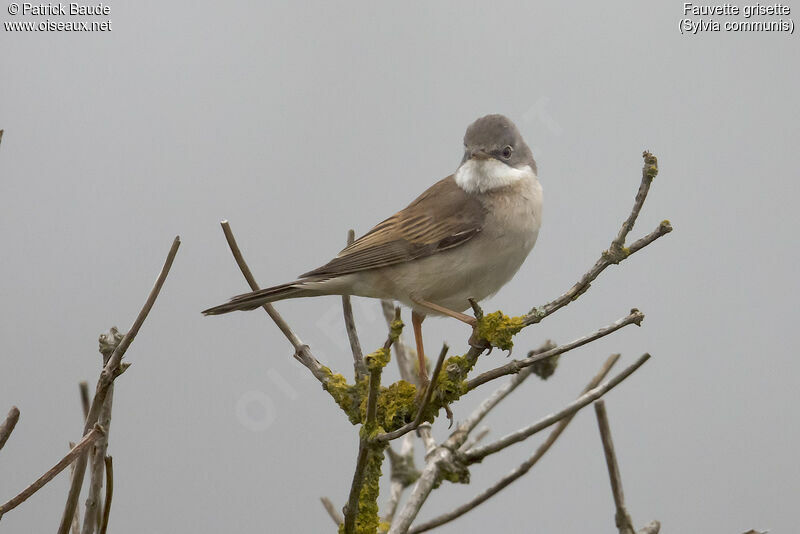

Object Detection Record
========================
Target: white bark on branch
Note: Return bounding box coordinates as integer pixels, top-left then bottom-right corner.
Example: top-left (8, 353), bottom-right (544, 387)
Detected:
top-left (408, 354), bottom-right (620, 533)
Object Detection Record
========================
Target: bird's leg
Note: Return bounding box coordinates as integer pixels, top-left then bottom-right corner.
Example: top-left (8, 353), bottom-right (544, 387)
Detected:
top-left (411, 298), bottom-right (478, 327)
top-left (411, 311), bottom-right (430, 388)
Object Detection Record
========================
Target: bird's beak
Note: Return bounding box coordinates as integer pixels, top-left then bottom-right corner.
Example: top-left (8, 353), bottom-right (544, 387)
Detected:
top-left (470, 149), bottom-right (491, 161)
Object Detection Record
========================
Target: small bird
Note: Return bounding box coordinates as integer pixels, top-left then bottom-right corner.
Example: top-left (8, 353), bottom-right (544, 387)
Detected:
top-left (203, 114), bottom-right (542, 385)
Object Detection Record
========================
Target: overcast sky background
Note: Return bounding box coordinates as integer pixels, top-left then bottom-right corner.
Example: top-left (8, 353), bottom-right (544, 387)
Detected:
top-left (1, 2), bottom-right (798, 533)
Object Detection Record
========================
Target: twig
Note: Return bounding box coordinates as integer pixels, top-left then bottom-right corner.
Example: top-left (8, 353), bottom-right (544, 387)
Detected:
top-left (0, 425), bottom-right (105, 517)
top-left (68, 443), bottom-right (81, 534)
top-left (0, 406), bottom-right (20, 452)
top-left (467, 310), bottom-right (643, 391)
top-left (522, 152), bottom-right (670, 327)
top-left (375, 343), bottom-right (449, 442)
top-left (219, 221), bottom-right (330, 385)
top-left (459, 427), bottom-right (490, 453)
top-left (417, 424), bottom-right (437, 457)
top-left (464, 354), bottom-right (650, 463)
top-left (594, 400), bottom-right (636, 534)
top-left (409, 354), bottom-right (620, 533)
top-left (343, 320), bottom-right (399, 534)
top-left (383, 434), bottom-right (418, 524)
top-left (99, 457), bottom-right (113, 534)
top-left (320, 496), bottom-right (343, 526)
top-left (450, 341), bottom-right (557, 448)
top-left (57, 236), bottom-right (180, 534)
top-left (342, 229), bottom-right (366, 379)
top-left (382, 301), bottom-right (417, 387)
top-left (82, 378), bottom-right (114, 534)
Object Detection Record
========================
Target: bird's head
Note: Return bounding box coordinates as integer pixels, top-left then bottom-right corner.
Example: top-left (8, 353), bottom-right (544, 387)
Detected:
top-left (456, 114), bottom-right (537, 194)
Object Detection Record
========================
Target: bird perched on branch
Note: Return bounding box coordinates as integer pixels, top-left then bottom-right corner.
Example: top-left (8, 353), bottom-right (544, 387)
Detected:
top-left (203, 114), bottom-right (542, 386)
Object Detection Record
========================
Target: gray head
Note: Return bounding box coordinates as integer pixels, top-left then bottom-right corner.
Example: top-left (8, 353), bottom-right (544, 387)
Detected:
top-left (461, 114), bottom-right (536, 174)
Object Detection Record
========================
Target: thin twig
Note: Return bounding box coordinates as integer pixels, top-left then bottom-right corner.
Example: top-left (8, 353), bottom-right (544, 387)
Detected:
top-left (219, 220), bottom-right (330, 385)
top-left (594, 400), bottom-right (636, 534)
top-left (98, 456), bottom-right (113, 534)
top-left (320, 496), bottom-right (343, 526)
top-left (459, 427), bottom-right (490, 453)
top-left (57, 236), bottom-right (180, 534)
top-left (464, 354), bottom-right (650, 464)
top-left (382, 301), bottom-right (417, 387)
top-left (467, 310), bottom-right (643, 391)
top-left (450, 340), bottom-right (557, 448)
top-left (0, 425), bottom-right (105, 517)
top-left (82, 380), bottom-right (114, 534)
top-left (417, 424), bottom-right (437, 457)
top-left (522, 152), bottom-right (670, 327)
top-left (343, 319), bottom-right (400, 534)
top-left (0, 406), bottom-right (20, 452)
top-left (410, 354), bottom-right (621, 533)
top-left (376, 343), bottom-right (449, 443)
top-left (383, 434), bottom-right (418, 524)
top-left (68, 443), bottom-right (81, 534)
top-left (342, 229), bottom-right (366, 380)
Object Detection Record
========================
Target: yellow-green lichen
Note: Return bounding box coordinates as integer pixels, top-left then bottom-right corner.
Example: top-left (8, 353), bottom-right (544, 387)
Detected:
top-left (372, 380), bottom-right (418, 432)
top-left (338, 444), bottom-right (387, 534)
top-left (324, 372), bottom-right (368, 425)
top-left (388, 318), bottom-right (404, 343)
top-left (476, 311), bottom-right (525, 351)
top-left (364, 347), bottom-right (391, 372)
top-left (643, 151), bottom-right (658, 180)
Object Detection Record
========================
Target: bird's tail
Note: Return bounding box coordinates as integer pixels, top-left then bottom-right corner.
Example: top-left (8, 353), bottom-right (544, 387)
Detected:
top-left (202, 280), bottom-right (321, 315)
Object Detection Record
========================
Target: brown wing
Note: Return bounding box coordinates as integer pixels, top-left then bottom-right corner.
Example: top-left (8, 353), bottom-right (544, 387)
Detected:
top-left (301, 175), bottom-right (486, 278)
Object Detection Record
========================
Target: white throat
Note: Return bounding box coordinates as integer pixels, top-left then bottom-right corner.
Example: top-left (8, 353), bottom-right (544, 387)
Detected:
top-left (455, 159), bottom-right (535, 194)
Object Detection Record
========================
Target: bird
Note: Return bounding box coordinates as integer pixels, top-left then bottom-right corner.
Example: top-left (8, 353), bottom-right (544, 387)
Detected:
top-left (203, 114), bottom-right (543, 386)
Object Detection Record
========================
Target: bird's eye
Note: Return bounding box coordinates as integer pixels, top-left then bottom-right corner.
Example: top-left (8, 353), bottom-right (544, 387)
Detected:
top-left (501, 145), bottom-right (513, 159)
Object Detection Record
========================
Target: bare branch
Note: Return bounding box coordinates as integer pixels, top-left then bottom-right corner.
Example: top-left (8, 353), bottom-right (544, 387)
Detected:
top-left (57, 236), bottom-right (181, 534)
top-left (450, 340), bottom-right (557, 448)
top-left (342, 229), bottom-right (366, 380)
top-left (459, 427), bottom-right (490, 453)
top-left (383, 434), bottom-right (418, 524)
top-left (0, 425), bottom-right (105, 517)
top-left (68, 443), bottom-right (81, 534)
top-left (467, 310), bottom-right (644, 391)
top-left (81, 374), bottom-right (114, 534)
top-left (343, 318), bottom-right (400, 534)
top-left (417, 424), bottom-right (437, 457)
top-left (0, 406), bottom-right (20, 452)
top-left (465, 354), bottom-right (650, 464)
top-left (594, 400), bottom-right (636, 534)
top-left (409, 354), bottom-right (620, 533)
top-left (375, 343), bottom-right (449, 443)
top-left (382, 301), bottom-right (417, 387)
top-left (320, 496), bottom-right (343, 526)
top-left (522, 152), bottom-right (670, 327)
top-left (219, 220), bottom-right (331, 385)
top-left (99, 457), bottom-right (113, 534)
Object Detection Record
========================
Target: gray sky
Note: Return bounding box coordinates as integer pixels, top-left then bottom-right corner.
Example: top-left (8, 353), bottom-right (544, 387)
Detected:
top-left (1, 1), bottom-right (798, 532)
